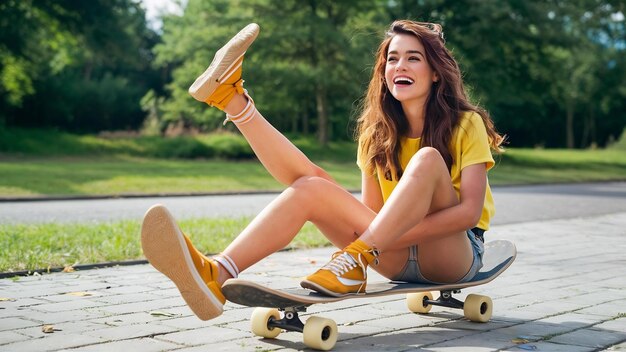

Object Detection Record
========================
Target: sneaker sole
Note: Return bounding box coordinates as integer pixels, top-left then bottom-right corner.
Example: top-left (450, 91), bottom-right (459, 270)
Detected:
top-left (188, 23), bottom-right (260, 102)
top-left (141, 204), bottom-right (223, 320)
top-left (300, 280), bottom-right (357, 298)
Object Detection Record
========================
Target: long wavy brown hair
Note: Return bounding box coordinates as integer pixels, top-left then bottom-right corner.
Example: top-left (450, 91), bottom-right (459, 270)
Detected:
top-left (357, 20), bottom-right (504, 180)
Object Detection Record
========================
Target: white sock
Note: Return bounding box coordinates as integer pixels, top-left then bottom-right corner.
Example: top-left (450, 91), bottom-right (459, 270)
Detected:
top-left (213, 254), bottom-right (239, 279)
top-left (223, 90), bottom-right (257, 125)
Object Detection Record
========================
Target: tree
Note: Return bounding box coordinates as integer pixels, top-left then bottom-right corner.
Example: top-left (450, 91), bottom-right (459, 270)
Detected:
top-left (152, 0), bottom-right (381, 144)
top-left (0, 0), bottom-right (161, 132)
top-left (382, 0), bottom-right (626, 148)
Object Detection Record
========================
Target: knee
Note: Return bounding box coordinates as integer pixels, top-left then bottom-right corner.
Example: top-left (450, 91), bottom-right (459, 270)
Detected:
top-left (290, 175), bottom-right (330, 195)
top-left (405, 147), bottom-right (446, 176)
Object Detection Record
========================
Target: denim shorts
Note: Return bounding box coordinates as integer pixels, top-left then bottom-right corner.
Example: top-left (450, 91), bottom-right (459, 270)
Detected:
top-left (390, 228), bottom-right (485, 284)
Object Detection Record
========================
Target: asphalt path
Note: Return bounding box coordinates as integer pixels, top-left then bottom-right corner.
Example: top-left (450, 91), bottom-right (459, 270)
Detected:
top-left (1, 182), bottom-right (625, 225)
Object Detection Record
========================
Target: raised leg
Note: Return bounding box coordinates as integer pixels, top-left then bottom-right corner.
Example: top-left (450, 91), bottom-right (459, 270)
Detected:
top-left (189, 23), bottom-right (334, 187)
top-left (224, 94), bottom-right (334, 186)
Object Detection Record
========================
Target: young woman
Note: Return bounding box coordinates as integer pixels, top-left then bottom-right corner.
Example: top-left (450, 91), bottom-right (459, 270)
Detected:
top-left (141, 20), bottom-right (505, 321)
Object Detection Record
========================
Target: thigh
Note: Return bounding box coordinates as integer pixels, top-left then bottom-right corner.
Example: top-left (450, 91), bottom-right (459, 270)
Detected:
top-left (417, 233), bottom-right (474, 283)
top-left (302, 177), bottom-right (410, 279)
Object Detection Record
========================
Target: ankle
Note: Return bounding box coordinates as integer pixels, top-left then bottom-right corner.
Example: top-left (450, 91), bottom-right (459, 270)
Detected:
top-left (223, 93), bottom-right (248, 116)
top-left (347, 239), bottom-right (379, 266)
top-left (217, 267), bottom-right (232, 286)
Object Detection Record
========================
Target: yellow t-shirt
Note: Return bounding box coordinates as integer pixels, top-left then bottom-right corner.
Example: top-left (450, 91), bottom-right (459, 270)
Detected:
top-left (358, 111), bottom-right (495, 230)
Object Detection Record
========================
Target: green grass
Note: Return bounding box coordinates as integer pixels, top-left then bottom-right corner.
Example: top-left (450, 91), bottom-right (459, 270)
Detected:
top-left (1, 127), bottom-right (626, 273)
top-left (0, 217), bottom-right (327, 273)
top-left (490, 148), bottom-right (626, 185)
top-left (2, 147), bottom-right (626, 198)
top-left (0, 157), bottom-right (361, 197)
top-left (0, 128), bottom-right (361, 197)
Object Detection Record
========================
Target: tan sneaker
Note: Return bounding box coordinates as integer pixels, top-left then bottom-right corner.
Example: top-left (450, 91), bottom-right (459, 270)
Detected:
top-left (300, 239), bottom-right (378, 297)
top-left (188, 23), bottom-right (260, 109)
top-left (141, 204), bottom-right (225, 320)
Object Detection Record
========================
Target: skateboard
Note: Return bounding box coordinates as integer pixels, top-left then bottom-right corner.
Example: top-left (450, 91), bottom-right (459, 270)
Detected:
top-left (222, 240), bottom-right (516, 351)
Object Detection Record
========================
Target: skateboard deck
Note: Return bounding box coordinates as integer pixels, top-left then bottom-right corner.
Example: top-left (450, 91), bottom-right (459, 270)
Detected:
top-left (222, 240), bottom-right (516, 351)
top-left (223, 240), bottom-right (515, 307)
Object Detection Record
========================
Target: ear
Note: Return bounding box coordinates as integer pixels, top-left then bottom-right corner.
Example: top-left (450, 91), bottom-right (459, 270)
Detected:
top-left (433, 72), bottom-right (440, 83)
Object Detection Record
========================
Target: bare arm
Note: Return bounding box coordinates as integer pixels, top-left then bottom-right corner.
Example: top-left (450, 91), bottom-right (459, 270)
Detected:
top-left (361, 171), bottom-right (384, 213)
top-left (389, 163), bottom-right (487, 249)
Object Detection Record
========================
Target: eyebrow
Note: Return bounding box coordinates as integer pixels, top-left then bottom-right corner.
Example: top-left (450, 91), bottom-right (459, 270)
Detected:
top-left (388, 50), bottom-right (424, 56)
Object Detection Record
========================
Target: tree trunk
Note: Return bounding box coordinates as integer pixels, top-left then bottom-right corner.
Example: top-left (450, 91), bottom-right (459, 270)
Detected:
top-left (302, 111), bottom-right (309, 135)
top-left (589, 106), bottom-right (596, 148)
top-left (566, 100), bottom-right (575, 149)
top-left (291, 112), bottom-right (298, 134)
top-left (316, 84), bottom-right (329, 146)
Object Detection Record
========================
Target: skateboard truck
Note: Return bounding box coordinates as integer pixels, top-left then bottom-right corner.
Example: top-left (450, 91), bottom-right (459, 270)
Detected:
top-left (251, 306), bottom-right (339, 350)
top-left (407, 289), bottom-right (493, 323)
top-left (426, 289), bottom-right (465, 309)
top-left (267, 307), bottom-right (306, 333)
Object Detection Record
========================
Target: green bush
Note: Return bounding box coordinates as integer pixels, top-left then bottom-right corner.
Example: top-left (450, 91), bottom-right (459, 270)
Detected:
top-left (0, 127), bottom-right (257, 160)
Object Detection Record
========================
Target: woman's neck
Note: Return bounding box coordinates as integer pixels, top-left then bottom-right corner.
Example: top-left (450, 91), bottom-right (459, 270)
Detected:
top-left (402, 100), bottom-right (425, 138)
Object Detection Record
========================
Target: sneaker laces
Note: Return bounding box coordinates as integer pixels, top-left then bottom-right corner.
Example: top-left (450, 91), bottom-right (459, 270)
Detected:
top-left (323, 251), bottom-right (366, 278)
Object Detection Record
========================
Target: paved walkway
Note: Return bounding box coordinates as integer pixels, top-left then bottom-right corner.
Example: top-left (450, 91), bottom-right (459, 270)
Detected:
top-left (1, 212), bottom-right (625, 351)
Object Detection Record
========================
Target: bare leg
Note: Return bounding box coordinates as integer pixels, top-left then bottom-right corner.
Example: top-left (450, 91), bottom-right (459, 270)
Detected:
top-left (224, 94), bottom-right (334, 186)
top-left (219, 176), bottom-right (412, 283)
top-left (358, 147), bottom-right (474, 282)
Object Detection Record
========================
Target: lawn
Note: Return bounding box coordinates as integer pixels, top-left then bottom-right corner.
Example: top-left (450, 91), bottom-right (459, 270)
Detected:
top-left (1, 128), bottom-right (625, 273)
top-left (1, 148), bottom-right (626, 198)
top-left (0, 217), bottom-right (328, 274)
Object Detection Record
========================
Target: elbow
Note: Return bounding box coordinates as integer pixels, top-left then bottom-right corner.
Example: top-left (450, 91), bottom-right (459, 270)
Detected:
top-left (469, 211), bottom-right (482, 229)
top-left (461, 205), bottom-right (483, 230)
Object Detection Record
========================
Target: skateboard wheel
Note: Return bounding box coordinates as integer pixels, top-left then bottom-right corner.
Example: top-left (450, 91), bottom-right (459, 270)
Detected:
top-left (463, 294), bottom-right (493, 323)
top-left (303, 316), bottom-right (338, 351)
top-left (406, 292), bottom-right (433, 314)
top-left (251, 307), bottom-right (281, 338)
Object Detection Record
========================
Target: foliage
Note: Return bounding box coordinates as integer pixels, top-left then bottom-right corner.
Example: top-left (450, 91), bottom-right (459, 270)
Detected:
top-left (0, 0), bottom-right (161, 132)
top-left (0, 127), bottom-right (254, 159)
top-left (148, 0), bottom-right (626, 148)
top-left (0, 0), bottom-right (624, 148)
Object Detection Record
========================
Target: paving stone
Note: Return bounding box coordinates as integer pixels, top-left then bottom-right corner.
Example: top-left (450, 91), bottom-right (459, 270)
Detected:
top-left (16, 320), bottom-right (105, 338)
top-left (171, 339), bottom-right (283, 351)
top-left (29, 298), bottom-right (105, 313)
top-left (358, 313), bottom-right (438, 330)
top-left (548, 327), bottom-right (626, 349)
top-left (156, 326), bottom-right (247, 346)
top-left (91, 296), bottom-right (184, 315)
top-left (88, 311), bottom-right (167, 327)
top-left (11, 309), bottom-right (106, 325)
top-left (436, 318), bottom-right (516, 332)
top-left (90, 292), bottom-right (162, 305)
top-left (607, 341), bottom-right (626, 350)
top-left (0, 330), bottom-right (31, 345)
top-left (0, 333), bottom-right (107, 352)
top-left (536, 312), bottom-right (606, 327)
top-left (502, 341), bottom-right (592, 352)
top-left (57, 337), bottom-right (182, 352)
top-left (425, 329), bottom-right (521, 351)
top-left (82, 322), bottom-right (178, 340)
top-left (1, 212), bottom-right (625, 351)
top-left (156, 313), bottom-right (241, 330)
top-left (353, 326), bottom-right (473, 349)
top-left (577, 302), bottom-right (626, 317)
top-left (0, 297), bottom-right (48, 309)
top-left (594, 317), bottom-right (626, 332)
top-left (0, 317), bottom-right (41, 331)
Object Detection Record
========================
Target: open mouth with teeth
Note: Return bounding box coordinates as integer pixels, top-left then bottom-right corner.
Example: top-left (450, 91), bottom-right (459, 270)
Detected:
top-left (394, 77), bottom-right (414, 86)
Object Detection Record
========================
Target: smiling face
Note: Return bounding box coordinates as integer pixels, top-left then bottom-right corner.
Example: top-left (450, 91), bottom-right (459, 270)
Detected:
top-left (384, 34), bottom-right (438, 107)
